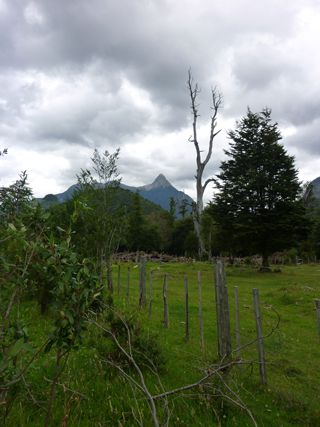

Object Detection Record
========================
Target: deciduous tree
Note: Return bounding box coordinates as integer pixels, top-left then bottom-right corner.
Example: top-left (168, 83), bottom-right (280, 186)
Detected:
top-left (74, 148), bottom-right (124, 291)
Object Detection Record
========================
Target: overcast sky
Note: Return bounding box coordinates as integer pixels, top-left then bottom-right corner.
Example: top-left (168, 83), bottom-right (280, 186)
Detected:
top-left (0, 0), bottom-right (319, 201)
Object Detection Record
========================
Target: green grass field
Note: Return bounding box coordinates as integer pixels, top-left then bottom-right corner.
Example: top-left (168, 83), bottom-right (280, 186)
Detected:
top-left (5, 263), bottom-right (320, 426)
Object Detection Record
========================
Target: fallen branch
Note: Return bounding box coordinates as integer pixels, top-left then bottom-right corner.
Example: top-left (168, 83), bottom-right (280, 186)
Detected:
top-left (152, 360), bottom-right (240, 400)
top-left (89, 313), bottom-right (160, 427)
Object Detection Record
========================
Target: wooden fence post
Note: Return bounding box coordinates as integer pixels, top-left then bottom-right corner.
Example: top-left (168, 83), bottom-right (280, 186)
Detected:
top-left (214, 260), bottom-right (232, 358)
top-left (149, 269), bottom-right (153, 318)
top-left (253, 288), bottom-right (267, 385)
top-left (184, 275), bottom-right (189, 342)
top-left (139, 256), bottom-right (147, 308)
top-left (106, 258), bottom-right (113, 293)
top-left (315, 299), bottom-right (320, 338)
top-left (198, 271), bottom-right (204, 351)
top-left (117, 264), bottom-right (121, 296)
top-left (163, 274), bottom-right (169, 328)
top-left (234, 286), bottom-right (241, 357)
top-left (126, 267), bottom-right (130, 305)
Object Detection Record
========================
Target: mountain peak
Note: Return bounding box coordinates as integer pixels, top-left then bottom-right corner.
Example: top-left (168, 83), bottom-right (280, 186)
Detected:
top-left (140, 174), bottom-right (172, 191)
top-left (152, 174), bottom-right (171, 187)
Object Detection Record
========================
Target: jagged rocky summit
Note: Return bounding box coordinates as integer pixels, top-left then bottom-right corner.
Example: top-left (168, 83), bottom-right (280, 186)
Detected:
top-left (135, 174), bottom-right (193, 212)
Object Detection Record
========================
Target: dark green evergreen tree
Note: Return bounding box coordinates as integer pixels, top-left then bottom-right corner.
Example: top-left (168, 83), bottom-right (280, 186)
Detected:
top-left (169, 217), bottom-right (198, 257)
top-left (213, 108), bottom-right (307, 269)
top-left (126, 192), bottom-right (163, 252)
top-left (178, 198), bottom-right (189, 219)
top-left (169, 197), bottom-right (177, 220)
top-left (127, 192), bottom-right (145, 251)
top-left (299, 182), bottom-right (320, 260)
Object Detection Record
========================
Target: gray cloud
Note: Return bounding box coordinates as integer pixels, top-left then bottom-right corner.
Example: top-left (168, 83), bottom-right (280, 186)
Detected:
top-left (1, 0), bottom-right (320, 196)
top-left (286, 118), bottom-right (320, 155)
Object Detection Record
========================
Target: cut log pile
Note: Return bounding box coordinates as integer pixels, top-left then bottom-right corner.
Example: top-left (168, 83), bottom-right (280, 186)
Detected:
top-left (113, 251), bottom-right (195, 263)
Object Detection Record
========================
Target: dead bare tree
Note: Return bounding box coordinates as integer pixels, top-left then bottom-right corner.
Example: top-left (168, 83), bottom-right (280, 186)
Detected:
top-left (187, 70), bottom-right (222, 258)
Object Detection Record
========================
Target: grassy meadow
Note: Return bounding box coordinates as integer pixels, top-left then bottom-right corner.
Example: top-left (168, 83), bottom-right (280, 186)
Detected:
top-left (5, 262), bottom-right (320, 426)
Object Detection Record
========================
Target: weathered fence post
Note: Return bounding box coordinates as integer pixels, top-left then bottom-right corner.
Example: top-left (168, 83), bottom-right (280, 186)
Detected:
top-left (139, 256), bottom-right (147, 308)
top-left (214, 260), bottom-right (232, 358)
top-left (315, 299), bottom-right (320, 338)
top-left (106, 258), bottom-right (113, 293)
top-left (253, 288), bottom-right (267, 385)
top-left (163, 274), bottom-right (169, 328)
top-left (117, 264), bottom-right (121, 296)
top-left (198, 271), bottom-right (204, 351)
top-left (234, 286), bottom-right (241, 357)
top-left (184, 275), bottom-right (189, 342)
top-left (126, 267), bottom-right (130, 305)
top-left (149, 269), bottom-right (153, 318)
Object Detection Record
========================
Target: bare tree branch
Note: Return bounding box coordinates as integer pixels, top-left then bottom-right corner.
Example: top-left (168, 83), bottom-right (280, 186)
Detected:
top-left (152, 360), bottom-right (240, 400)
top-left (231, 305), bottom-right (280, 356)
top-left (203, 178), bottom-right (216, 192)
top-left (88, 313), bottom-right (160, 427)
top-left (44, 377), bottom-right (88, 400)
top-left (215, 372), bottom-right (258, 427)
top-left (187, 69), bottom-right (201, 165)
top-left (1, 340), bottom-right (49, 389)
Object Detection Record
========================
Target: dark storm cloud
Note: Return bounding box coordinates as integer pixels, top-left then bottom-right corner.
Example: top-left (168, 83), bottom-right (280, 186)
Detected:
top-left (1, 0), bottom-right (320, 194)
top-left (0, 1), bottom-right (300, 112)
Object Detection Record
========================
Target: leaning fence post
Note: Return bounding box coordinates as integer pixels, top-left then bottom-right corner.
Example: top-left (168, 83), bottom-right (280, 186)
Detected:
top-left (126, 267), bottom-right (130, 306)
top-left (253, 288), bottom-right (267, 385)
top-left (149, 269), bottom-right (153, 318)
top-left (214, 260), bottom-right (232, 358)
top-left (184, 275), bottom-right (189, 342)
top-left (139, 256), bottom-right (147, 308)
top-left (234, 286), bottom-right (241, 357)
top-left (198, 271), bottom-right (204, 351)
top-left (315, 299), bottom-right (320, 338)
top-left (163, 274), bottom-right (169, 328)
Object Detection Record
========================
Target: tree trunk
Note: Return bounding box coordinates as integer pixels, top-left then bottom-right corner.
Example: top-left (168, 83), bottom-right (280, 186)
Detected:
top-left (45, 350), bottom-right (63, 427)
top-left (192, 203), bottom-right (206, 259)
top-left (208, 230), bottom-right (212, 261)
top-left (260, 253), bottom-right (271, 272)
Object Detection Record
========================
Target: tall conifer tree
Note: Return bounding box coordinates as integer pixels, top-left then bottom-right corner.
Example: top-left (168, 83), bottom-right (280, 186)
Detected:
top-left (213, 108), bottom-right (306, 269)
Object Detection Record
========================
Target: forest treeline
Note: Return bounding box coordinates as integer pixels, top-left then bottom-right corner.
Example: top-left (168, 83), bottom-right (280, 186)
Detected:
top-left (47, 178), bottom-right (320, 262)
top-left (2, 158), bottom-right (320, 268)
